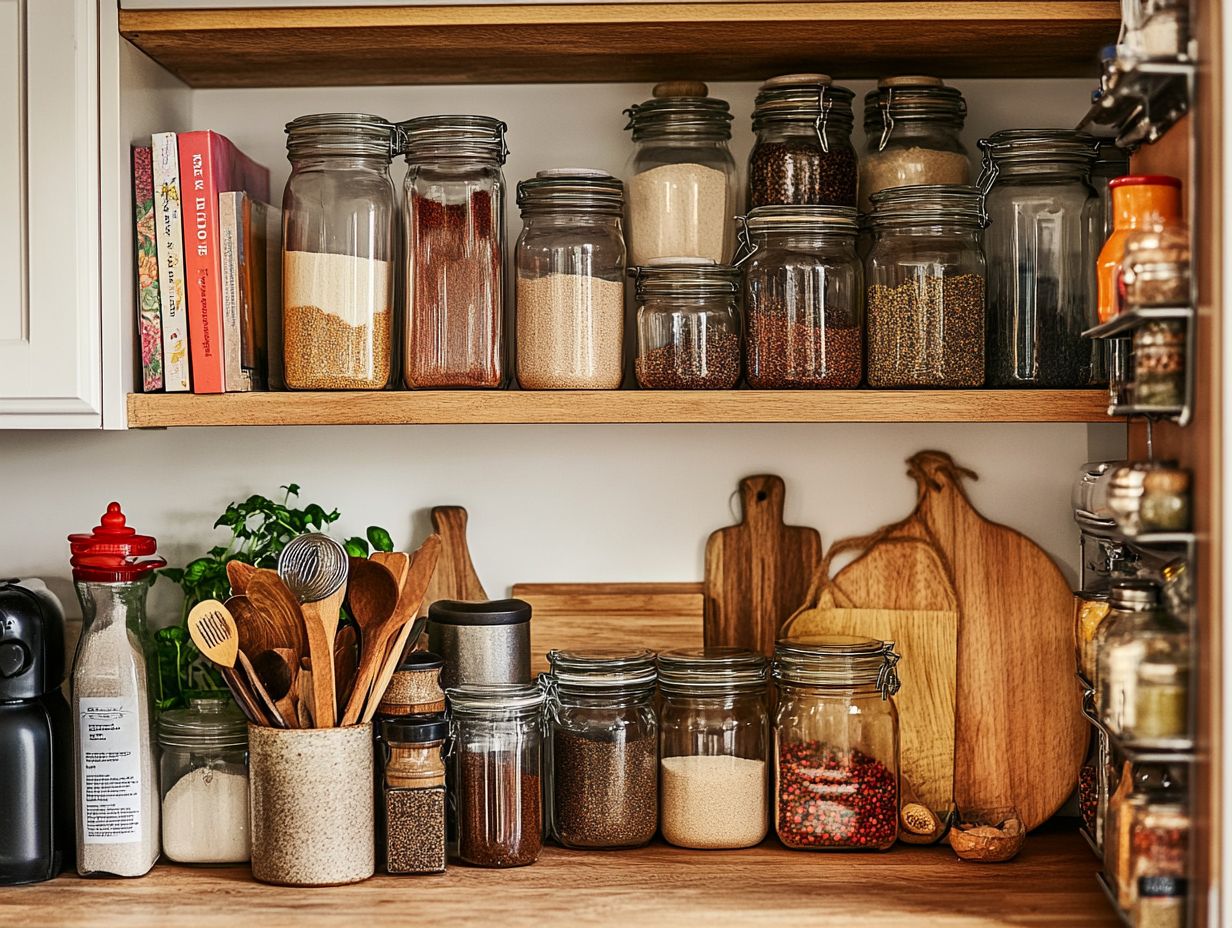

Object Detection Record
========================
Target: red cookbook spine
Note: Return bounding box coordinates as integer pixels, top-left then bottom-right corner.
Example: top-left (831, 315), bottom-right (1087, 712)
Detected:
top-left (179, 131), bottom-right (226, 394)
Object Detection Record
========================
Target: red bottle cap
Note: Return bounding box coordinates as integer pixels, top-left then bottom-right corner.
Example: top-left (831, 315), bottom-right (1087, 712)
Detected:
top-left (1108, 175), bottom-right (1183, 189)
top-left (68, 502), bottom-right (166, 582)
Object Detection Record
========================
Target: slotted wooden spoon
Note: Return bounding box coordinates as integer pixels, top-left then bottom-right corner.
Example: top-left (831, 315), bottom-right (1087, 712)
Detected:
top-left (187, 600), bottom-right (276, 726)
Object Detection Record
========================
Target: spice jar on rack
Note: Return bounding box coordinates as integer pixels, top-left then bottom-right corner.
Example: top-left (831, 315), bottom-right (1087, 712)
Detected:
top-left (282, 113), bottom-right (398, 390)
top-left (737, 205), bottom-right (863, 388)
top-left (1140, 467), bottom-right (1192, 532)
top-left (632, 260), bottom-right (742, 389)
top-left (657, 648), bottom-right (769, 849)
top-left (1133, 320), bottom-right (1187, 409)
top-left (772, 635), bottom-right (901, 850)
top-left (543, 649), bottom-right (659, 849)
top-left (402, 115), bottom-right (508, 389)
top-left (859, 76), bottom-right (970, 212)
top-left (515, 170), bottom-right (626, 390)
top-left (864, 184), bottom-right (986, 387)
top-left (379, 714), bottom-right (447, 875)
top-left (1132, 649), bottom-right (1191, 748)
top-left (749, 74), bottom-right (858, 209)
top-left (1097, 579), bottom-right (1184, 737)
top-left (1097, 175), bottom-right (1184, 324)
top-left (624, 83), bottom-right (737, 264)
top-left (1131, 801), bottom-right (1190, 928)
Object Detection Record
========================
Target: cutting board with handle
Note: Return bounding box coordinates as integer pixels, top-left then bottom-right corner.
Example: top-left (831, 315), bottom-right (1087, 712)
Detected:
top-left (704, 475), bottom-right (822, 656)
top-left (418, 506), bottom-right (488, 618)
top-left (783, 531), bottom-right (959, 816)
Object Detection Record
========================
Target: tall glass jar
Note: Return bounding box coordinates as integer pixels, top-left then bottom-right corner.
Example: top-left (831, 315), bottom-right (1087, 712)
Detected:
top-left (379, 714), bottom-right (447, 875)
top-left (158, 697), bottom-right (249, 865)
top-left (632, 260), bottom-right (741, 389)
top-left (515, 170), bottom-right (626, 389)
top-left (738, 205), bottom-right (863, 388)
top-left (749, 75), bottom-right (857, 209)
top-left (658, 648), bottom-right (769, 849)
top-left (772, 635), bottom-right (901, 850)
top-left (980, 129), bottom-right (1100, 387)
top-left (1092, 141), bottom-right (1131, 243)
top-left (865, 185), bottom-right (986, 387)
top-left (402, 115), bottom-right (508, 389)
top-left (859, 76), bottom-right (970, 212)
top-left (624, 88), bottom-right (736, 264)
top-left (543, 649), bottom-right (658, 849)
top-left (447, 684), bottom-right (544, 868)
top-left (282, 113), bottom-right (398, 390)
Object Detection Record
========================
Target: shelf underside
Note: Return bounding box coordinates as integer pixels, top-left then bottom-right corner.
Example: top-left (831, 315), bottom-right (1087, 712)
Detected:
top-left (125, 389), bottom-right (1110, 427)
top-left (117, 2), bottom-right (1120, 87)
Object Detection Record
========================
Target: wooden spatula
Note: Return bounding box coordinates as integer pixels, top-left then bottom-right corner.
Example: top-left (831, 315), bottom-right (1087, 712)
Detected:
top-left (339, 556), bottom-right (401, 726)
top-left (187, 599), bottom-right (273, 726)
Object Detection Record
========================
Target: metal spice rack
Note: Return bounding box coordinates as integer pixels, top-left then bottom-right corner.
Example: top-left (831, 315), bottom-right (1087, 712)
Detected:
top-left (1078, 58), bottom-right (1194, 148)
top-left (1083, 306), bottom-right (1196, 426)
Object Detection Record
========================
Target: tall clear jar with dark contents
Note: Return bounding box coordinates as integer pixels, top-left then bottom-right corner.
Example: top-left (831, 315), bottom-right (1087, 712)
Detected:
top-left (980, 129), bottom-right (1101, 387)
top-left (282, 114), bottom-right (398, 390)
top-left (858, 76), bottom-right (970, 212)
top-left (749, 75), bottom-right (857, 209)
top-left (515, 170), bottom-right (626, 390)
top-left (402, 115), bottom-right (508, 388)
top-left (773, 636), bottom-right (901, 850)
top-left (543, 649), bottom-right (658, 849)
top-left (864, 185), bottom-right (987, 387)
top-left (658, 648), bottom-right (769, 849)
top-left (737, 205), bottom-right (863, 388)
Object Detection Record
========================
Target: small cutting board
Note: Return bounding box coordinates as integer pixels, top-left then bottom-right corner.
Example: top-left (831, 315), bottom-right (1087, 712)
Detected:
top-left (704, 475), bottom-right (821, 656)
top-left (418, 506), bottom-right (488, 618)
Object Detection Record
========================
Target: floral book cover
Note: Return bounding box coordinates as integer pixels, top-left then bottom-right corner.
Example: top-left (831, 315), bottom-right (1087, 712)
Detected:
top-left (132, 145), bottom-right (164, 392)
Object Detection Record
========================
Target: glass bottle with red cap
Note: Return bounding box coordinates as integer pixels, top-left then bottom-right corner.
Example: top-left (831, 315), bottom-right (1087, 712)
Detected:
top-left (1097, 174), bottom-right (1184, 324)
top-left (68, 502), bottom-right (165, 877)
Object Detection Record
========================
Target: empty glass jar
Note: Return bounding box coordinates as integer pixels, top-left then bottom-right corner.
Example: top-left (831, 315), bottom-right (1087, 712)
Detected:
top-left (738, 205), bottom-right (863, 388)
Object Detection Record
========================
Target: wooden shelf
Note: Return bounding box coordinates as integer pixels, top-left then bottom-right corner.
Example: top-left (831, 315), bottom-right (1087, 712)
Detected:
top-left (118, 2), bottom-right (1120, 87)
top-left (125, 389), bottom-right (1110, 427)
top-left (3, 832), bottom-right (1117, 927)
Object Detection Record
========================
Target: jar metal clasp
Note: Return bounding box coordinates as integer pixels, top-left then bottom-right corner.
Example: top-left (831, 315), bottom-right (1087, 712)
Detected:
top-left (813, 85), bottom-right (832, 154)
top-left (877, 87), bottom-right (896, 152)
top-left (877, 643), bottom-right (902, 700)
top-left (732, 214), bottom-right (758, 267)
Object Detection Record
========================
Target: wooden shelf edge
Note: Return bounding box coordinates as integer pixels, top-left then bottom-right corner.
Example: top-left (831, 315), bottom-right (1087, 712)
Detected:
top-left (125, 389), bottom-right (1111, 427)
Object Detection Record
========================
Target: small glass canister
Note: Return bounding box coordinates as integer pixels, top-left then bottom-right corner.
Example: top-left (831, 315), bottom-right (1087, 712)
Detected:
top-left (1123, 226), bottom-right (1190, 309)
top-left (1133, 321), bottom-right (1186, 409)
top-left (544, 649), bottom-right (658, 849)
top-left (1132, 653), bottom-right (1190, 748)
top-left (772, 635), bottom-right (901, 850)
top-left (158, 697), bottom-right (250, 865)
top-left (447, 683), bottom-right (545, 868)
top-left (737, 205), bottom-right (863, 388)
top-left (377, 651), bottom-right (447, 717)
top-left (1140, 467), bottom-right (1191, 532)
top-left (1131, 802), bottom-right (1190, 923)
top-left (632, 260), bottom-right (741, 389)
top-left (281, 113), bottom-right (398, 390)
top-left (1076, 592), bottom-right (1112, 683)
top-left (515, 170), bottom-right (626, 389)
top-left (379, 714), bottom-right (447, 875)
top-left (657, 648), bottom-right (769, 849)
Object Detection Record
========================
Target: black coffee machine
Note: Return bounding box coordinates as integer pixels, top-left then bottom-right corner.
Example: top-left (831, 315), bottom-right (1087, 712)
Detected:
top-left (0, 580), bottom-right (72, 884)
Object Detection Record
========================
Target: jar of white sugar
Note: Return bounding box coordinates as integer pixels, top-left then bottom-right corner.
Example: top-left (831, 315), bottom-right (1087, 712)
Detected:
top-left (515, 170), bottom-right (626, 390)
top-left (158, 698), bottom-right (250, 865)
top-left (658, 648), bottom-right (769, 849)
top-left (623, 83), bottom-right (737, 265)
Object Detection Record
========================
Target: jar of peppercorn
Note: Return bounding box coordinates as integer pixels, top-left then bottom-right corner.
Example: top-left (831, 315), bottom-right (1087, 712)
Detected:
top-left (772, 635), bottom-right (901, 851)
top-left (736, 205), bottom-right (863, 389)
top-left (749, 74), bottom-right (858, 209)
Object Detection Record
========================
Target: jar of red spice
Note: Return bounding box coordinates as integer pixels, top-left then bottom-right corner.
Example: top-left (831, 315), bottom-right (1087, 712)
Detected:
top-left (401, 115), bottom-right (508, 389)
top-left (772, 635), bottom-right (901, 851)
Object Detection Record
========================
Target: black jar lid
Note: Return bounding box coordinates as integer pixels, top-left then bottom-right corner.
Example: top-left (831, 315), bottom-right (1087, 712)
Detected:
top-left (398, 650), bottom-right (444, 672)
top-left (381, 712), bottom-right (448, 744)
top-left (428, 598), bottom-right (531, 627)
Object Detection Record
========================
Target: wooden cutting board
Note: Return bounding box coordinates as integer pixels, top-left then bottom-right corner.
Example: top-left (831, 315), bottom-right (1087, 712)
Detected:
top-left (512, 582), bottom-right (704, 676)
top-left (704, 475), bottom-right (821, 656)
top-left (418, 506), bottom-right (488, 618)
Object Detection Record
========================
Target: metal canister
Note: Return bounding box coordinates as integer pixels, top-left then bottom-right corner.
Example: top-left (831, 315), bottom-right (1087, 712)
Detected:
top-left (428, 599), bottom-right (532, 689)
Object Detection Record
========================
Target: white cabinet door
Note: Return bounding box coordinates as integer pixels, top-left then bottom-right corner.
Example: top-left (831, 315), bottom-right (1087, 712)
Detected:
top-left (0, 0), bottom-right (101, 427)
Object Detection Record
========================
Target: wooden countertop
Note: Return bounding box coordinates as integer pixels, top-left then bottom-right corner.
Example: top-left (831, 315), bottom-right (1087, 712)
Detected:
top-left (3, 829), bottom-right (1116, 927)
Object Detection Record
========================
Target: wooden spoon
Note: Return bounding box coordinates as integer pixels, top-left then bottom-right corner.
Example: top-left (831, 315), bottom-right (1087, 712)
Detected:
top-left (338, 556), bottom-right (402, 726)
top-left (226, 560), bottom-right (258, 596)
top-left (333, 624), bottom-right (359, 712)
top-left (252, 647), bottom-right (299, 728)
top-left (187, 600), bottom-right (272, 726)
top-left (245, 570), bottom-right (308, 663)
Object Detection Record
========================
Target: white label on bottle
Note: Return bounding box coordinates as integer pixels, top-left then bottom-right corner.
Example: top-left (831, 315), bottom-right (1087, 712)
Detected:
top-left (78, 697), bottom-right (143, 844)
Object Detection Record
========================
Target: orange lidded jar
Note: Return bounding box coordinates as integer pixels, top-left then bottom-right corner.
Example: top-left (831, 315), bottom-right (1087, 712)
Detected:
top-left (1096, 175), bottom-right (1183, 324)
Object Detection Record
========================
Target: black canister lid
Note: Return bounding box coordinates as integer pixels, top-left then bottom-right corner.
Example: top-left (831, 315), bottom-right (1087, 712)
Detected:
top-left (428, 598), bottom-right (532, 627)
top-left (399, 650), bottom-right (444, 671)
top-left (380, 712), bottom-right (448, 744)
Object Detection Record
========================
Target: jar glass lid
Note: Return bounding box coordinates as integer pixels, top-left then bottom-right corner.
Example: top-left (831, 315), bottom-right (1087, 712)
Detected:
top-left (657, 647), bottom-right (767, 692)
top-left (868, 184), bottom-right (986, 228)
top-left (742, 204), bottom-right (859, 235)
top-left (400, 114), bottom-right (508, 164)
top-left (446, 682), bottom-right (545, 714)
top-left (773, 635), bottom-right (901, 696)
top-left (980, 128), bottom-right (1099, 166)
top-left (624, 96), bottom-right (733, 141)
top-left (630, 260), bottom-right (741, 299)
top-left (158, 696), bottom-right (248, 750)
top-left (517, 170), bottom-right (625, 215)
top-left (863, 80), bottom-right (966, 132)
top-left (547, 648), bottom-right (658, 690)
top-left (752, 82), bottom-right (855, 129)
top-left (284, 112), bottom-right (397, 160)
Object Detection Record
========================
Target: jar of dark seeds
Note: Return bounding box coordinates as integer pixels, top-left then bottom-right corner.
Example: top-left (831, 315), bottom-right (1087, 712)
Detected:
top-left (379, 714), bottom-right (447, 875)
top-left (544, 649), bottom-right (658, 849)
top-left (749, 74), bottom-right (857, 209)
top-left (865, 184), bottom-right (987, 387)
top-left (632, 259), bottom-right (741, 389)
top-left (447, 683), bottom-right (545, 868)
top-left (737, 205), bottom-right (863, 388)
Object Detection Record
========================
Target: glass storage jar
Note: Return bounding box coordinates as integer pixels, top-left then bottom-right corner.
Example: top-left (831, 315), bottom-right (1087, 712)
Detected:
top-left (157, 697), bottom-right (249, 865)
top-left (1131, 801), bottom-right (1189, 928)
top-left (1106, 764), bottom-right (1181, 911)
top-left (1133, 650), bottom-right (1190, 748)
top-left (447, 683), bottom-right (544, 868)
top-left (544, 649), bottom-right (658, 849)
top-left (1092, 142), bottom-right (1132, 243)
top-left (1133, 321), bottom-right (1186, 409)
top-left (1097, 579), bottom-right (1182, 736)
top-left (772, 635), bottom-right (901, 850)
top-left (737, 205), bottom-right (862, 388)
top-left (624, 86), bottom-right (737, 264)
top-left (281, 113), bottom-right (398, 390)
top-left (749, 75), bottom-right (857, 209)
top-left (859, 76), bottom-right (970, 212)
top-left (1140, 466), bottom-right (1191, 532)
top-left (379, 714), bottom-right (447, 874)
top-left (1076, 591), bottom-right (1112, 684)
top-left (980, 129), bottom-right (1101, 386)
top-left (632, 260), bottom-right (741, 389)
top-left (1123, 226), bottom-right (1190, 310)
top-left (864, 184), bottom-right (986, 387)
top-left (402, 115), bottom-right (508, 389)
top-left (657, 648), bottom-right (769, 849)
top-left (515, 170), bottom-right (626, 389)
top-left (1097, 175), bottom-right (1184, 324)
